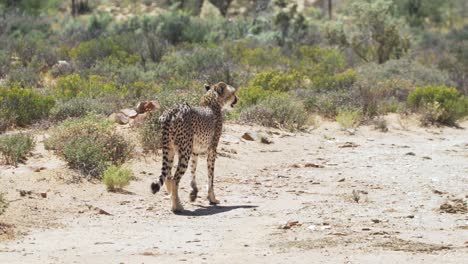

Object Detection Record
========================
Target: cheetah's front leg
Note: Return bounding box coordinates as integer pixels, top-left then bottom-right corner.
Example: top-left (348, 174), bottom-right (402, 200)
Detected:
top-left (207, 149), bottom-right (220, 205)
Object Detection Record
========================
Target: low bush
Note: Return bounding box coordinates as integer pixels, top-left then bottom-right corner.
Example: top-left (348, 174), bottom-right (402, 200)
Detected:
top-left (139, 111), bottom-right (162, 154)
top-left (236, 85), bottom-right (272, 108)
top-left (0, 133), bottom-right (35, 166)
top-left (251, 70), bottom-right (303, 92)
top-left (50, 94), bottom-right (127, 122)
top-left (407, 86), bottom-right (467, 126)
top-left (69, 36), bottom-right (138, 69)
top-left (227, 42), bottom-right (284, 69)
top-left (302, 90), bottom-right (355, 117)
top-left (336, 108), bottom-right (362, 129)
top-left (240, 93), bottom-right (307, 131)
top-left (102, 165), bottom-right (133, 192)
top-left (156, 46), bottom-right (232, 84)
top-left (353, 59), bottom-right (451, 116)
top-left (45, 115), bottom-right (133, 177)
top-left (0, 86), bottom-right (55, 127)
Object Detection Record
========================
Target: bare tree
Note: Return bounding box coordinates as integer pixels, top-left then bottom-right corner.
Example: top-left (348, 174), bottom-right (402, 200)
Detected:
top-left (71, 0), bottom-right (76, 17)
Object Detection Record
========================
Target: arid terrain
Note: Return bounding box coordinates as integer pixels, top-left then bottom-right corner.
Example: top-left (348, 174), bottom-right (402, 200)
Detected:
top-left (1, 115), bottom-right (467, 264)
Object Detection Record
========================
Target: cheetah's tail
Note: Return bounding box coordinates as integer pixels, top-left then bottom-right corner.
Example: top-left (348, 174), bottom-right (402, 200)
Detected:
top-left (151, 115), bottom-right (171, 194)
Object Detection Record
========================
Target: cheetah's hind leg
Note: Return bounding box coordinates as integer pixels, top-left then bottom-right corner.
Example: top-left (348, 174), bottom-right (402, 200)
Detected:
top-left (189, 153), bottom-right (199, 202)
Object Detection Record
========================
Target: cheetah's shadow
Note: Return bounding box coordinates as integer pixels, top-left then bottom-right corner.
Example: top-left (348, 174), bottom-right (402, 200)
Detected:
top-left (175, 205), bottom-right (258, 216)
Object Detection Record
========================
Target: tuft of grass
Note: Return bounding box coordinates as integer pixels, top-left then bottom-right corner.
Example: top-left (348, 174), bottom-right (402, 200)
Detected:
top-left (0, 133), bottom-right (35, 166)
top-left (102, 165), bottom-right (133, 192)
top-left (373, 116), bottom-right (388, 132)
top-left (336, 109), bottom-right (362, 130)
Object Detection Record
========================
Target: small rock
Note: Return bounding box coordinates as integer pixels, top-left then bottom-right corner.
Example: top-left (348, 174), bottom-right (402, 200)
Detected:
top-left (221, 134), bottom-right (240, 145)
top-left (135, 100), bottom-right (160, 114)
top-left (406, 215), bottom-right (415, 219)
top-left (33, 167), bottom-right (46, 172)
top-left (130, 112), bottom-right (147, 128)
top-left (242, 132), bottom-right (256, 141)
top-left (280, 220), bottom-right (300, 229)
top-left (338, 178), bottom-right (345, 182)
top-left (330, 232), bottom-right (347, 236)
top-left (422, 156), bottom-right (432, 160)
top-left (362, 228), bottom-right (371, 231)
top-left (96, 208), bottom-right (112, 216)
top-left (19, 190), bottom-right (32, 197)
top-left (339, 142), bottom-right (359, 148)
top-left (39, 193), bottom-right (47, 198)
top-left (110, 113), bottom-right (129, 125)
top-left (405, 152), bottom-right (416, 156)
top-left (260, 136), bottom-right (273, 144)
top-left (120, 108), bottom-right (138, 118)
top-left (371, 219), bottom-right (380, 223)
top-left (304, 163), bottom-right (324, 168)
top-left (116, 113), bottom-right (129, 125)
top-left (432, 189), bottom-right (445, 195)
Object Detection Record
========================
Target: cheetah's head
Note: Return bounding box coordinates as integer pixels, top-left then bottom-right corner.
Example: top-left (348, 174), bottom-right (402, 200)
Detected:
top-left (204, 82), bottom-right (238, 111)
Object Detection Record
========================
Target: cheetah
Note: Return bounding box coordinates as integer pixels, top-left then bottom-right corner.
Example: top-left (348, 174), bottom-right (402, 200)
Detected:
top-left (151, 82), bottom-right (238, 212)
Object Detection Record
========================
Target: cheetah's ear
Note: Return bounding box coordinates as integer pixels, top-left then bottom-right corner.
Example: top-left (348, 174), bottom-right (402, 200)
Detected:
top-left (214, 82), bottom-right (226, 95)
top-left (204, 83), bottom-right (210, 91)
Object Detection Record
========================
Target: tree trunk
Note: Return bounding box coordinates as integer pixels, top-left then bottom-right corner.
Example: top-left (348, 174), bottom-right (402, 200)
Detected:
top-left (328, 0), bottom-right (332, 20)
top-left (71, 0), bottom-right (76, 16)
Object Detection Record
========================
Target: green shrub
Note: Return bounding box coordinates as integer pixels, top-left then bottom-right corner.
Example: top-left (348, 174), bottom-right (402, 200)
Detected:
top-left (156, 46), bottom-right (232, 84)
top-left (7, 64), bottom-right (41, 88)
top-left (227, 42), bottom-right (284, 69)
top-left (336, 108), bottom-right (362, 129)
top-left (353, 59), bottom-right (451, 116)
top-left (0, 133), bottom-right (35, 166)
top-left (69, 36), bottom-right (137, 69)
top-left (292, 46), bottom-right (356, 91)
top-left (102, 165), bottom-right (133, 192)
top-left (0, 86), bottom-right (55, 126)
top-left (236, 85), bottom-right (270, 108)
top-left (301, 90), bottom-right (355, 117)
top-left (325, 0), bottom-right (409, 64)
top-left (139, 111), bottom-right (162, 154)
top-left (309, 69), bottom-right (357, 92)
top-left (54, 74), bottom-right (124, 100)
top-left (45, 115), bottom-right (133, 177)
top-left (251, 70), bottom-right (303, 92)
top-left (54, 74), bottom-right (84, 99)
top-left (408, 86), bottom-right (467, 126)
top-left (240, 93), bottom-right (307, 131)
top-left (0, 192), bottom-right (7, 215)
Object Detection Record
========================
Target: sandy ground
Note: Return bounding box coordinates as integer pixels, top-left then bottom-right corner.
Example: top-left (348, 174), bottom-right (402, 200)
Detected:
top-left (0, 114), bottom-right (467, 264)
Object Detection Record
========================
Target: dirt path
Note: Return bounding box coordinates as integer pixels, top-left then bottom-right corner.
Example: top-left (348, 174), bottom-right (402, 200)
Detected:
top-left (1, 116), bottom-right (467, 263)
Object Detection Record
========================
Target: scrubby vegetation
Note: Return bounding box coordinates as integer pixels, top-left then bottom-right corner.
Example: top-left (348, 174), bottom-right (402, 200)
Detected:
top-left (336, 109), bottom-right (362, 130)
top-left (45, 115), bottom-right (133, 177)
top-left (0, 0), bottom-right (466, 138)
top-left (102, 165), bottom-right (133, 192)
top-left (0, 133), bottom-right (35, 166)
top-left (408, 86), bottom-right (467, 126)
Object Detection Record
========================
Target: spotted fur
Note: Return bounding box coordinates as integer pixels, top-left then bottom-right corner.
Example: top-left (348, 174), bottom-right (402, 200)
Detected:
top-left (151, 82), bottom-right (238, 212)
